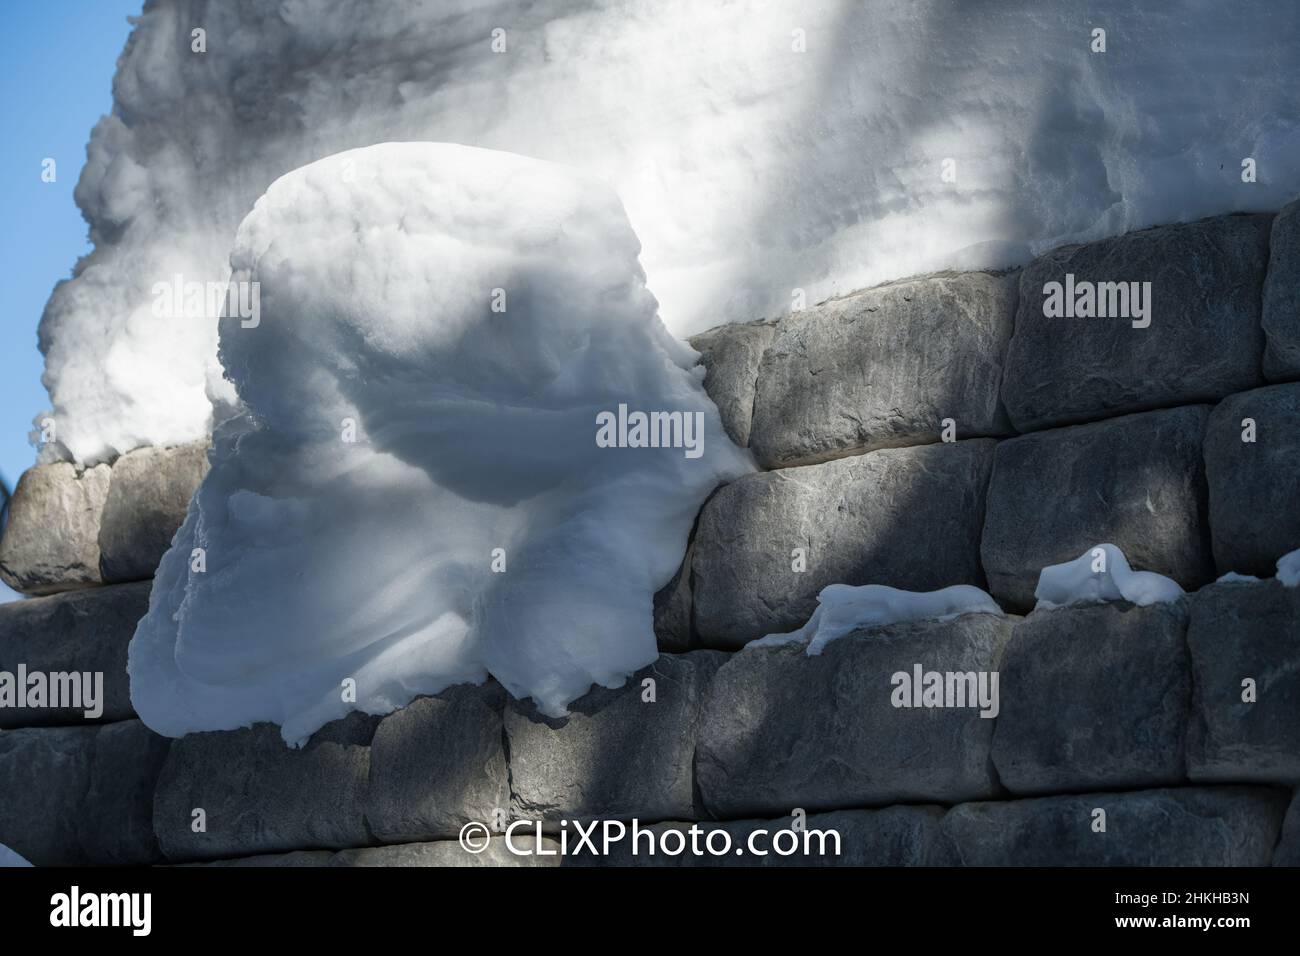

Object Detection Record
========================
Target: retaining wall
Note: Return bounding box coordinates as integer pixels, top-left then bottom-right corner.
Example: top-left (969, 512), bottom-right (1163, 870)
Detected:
top-left (4, 201), bottom-right (1300, 866)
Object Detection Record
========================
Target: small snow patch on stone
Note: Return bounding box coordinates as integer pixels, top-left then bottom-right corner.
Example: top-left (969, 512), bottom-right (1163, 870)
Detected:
top-left (1034, 543), bottom-right (1183, 610)
top-left (750, 582), bottom-right (1003, 656)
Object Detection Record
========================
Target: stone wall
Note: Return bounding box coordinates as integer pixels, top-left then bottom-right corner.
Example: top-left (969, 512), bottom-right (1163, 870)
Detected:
top-left (3, 202), bottom-right (1300, 866)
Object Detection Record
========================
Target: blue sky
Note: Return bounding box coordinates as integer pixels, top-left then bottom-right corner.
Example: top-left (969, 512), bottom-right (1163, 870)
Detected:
top-left (0, 0), bottom-right (142, 600)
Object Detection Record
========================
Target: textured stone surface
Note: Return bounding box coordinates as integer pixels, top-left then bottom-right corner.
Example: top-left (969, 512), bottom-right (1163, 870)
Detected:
top-left (1003, 213), bottom-right (1270, 431)
top-left (153, 712), bottom-right (378, 862)
top-left (366, 684), bottom-right (509, 844)
top-left (652, 519), bottom-right (699, 653)
top-left (1204, 383), bottom-right (1300, 576)
top-left (694, 439), bottom-right (995, 648)
top-left (689, 319), bottom-right (777, 448)
top-left (1263, 199), bottom-right (1300, 380)
top-left (749, 272), bottom-right (1016, 468)
top-left (82, 720), bottom-right (173, 864)
top-left (182, 850), bottom-right (335, 867)
top-left (982, 405), bottom-right (1214, 610)
top-left (941, 786), bottom-right (1287, 866)
top-left (1187, 580), bottom-right (1300, 784)
top-left (697, 614), bottom-right (1010, 818)
top-left (98, 442), bottom-right (209, 582)
top-left (567, 806), bottom-right (951, 867)
top-left (188, 835), bottom-right (562, 867)
top-left (0, 461), bottom-right (110, 595)
top-left (0, 719), bottom-right (168, 865)
top-left (333, 835), bottom-right (560, 867)
top-left (0, 727), bottom-right (95, 866)
top-left (0, 581), bottom-right (149, 727)
top-left (507, 651), bottom-right (725, 826)
top-left (1274, 790), bottom-right (1300, 866)
top-left (992, 602), bottom-right (1190, 793)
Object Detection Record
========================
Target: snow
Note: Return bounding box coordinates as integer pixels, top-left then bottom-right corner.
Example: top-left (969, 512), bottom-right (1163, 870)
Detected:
top-left (1216, 549), bottom-right (1300, 588)
top-left (1277, 548), bottom-right (1300, 588)
top-left (750, 543), bottom-right (1190, 658)
top-left (127, 143), bottom-right (752, 746)
top-left (1034, 544), bottom-right (1183, 610)
top-left (36, 0), bottom-right (1300, 464)
top-left (1216, 571), bottom-right (1262, 585)
top-left (750, 583), bottom-right (1003, 656)
top-left (0, 843), bottom-right (32, 867)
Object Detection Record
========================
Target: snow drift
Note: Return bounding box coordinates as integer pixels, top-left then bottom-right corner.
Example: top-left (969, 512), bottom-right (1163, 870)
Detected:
top-left (1278, 548), bottom-right (1300, 588)
top-left (750, 583), bottom-right (1004, 656)
top-left (0, 842), bottom-right (32, 867)
top-left (1034, 543), bottom-right (1184, 609)
top-left (127, 142), bottom-right (751, 745)
top-left (39, 0), bottom-right (1300, 463)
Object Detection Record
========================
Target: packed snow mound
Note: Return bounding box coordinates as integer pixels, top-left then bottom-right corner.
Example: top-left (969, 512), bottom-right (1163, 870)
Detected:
top-left (127, 142), bottom-right (752, 746)
top-left (1277, 548), bottom-right (1300, 588)
top-left (0, 843), bottom-right (32, 867)
top-left (1216, 571), bottom-right (1262, 584)
top-left (1034, 544), bottom-right (1183, 610)
top-left (750, 583), bottom-right (1004, 656)
top-left (39, 0), bottom-right (1300, 464)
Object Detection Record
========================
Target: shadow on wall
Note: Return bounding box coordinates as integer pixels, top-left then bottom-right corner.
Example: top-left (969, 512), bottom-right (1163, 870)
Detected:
top-left (542, 0), bottom-right (1142, 822)
top-left (711, 0), bottom-right (1066, 323)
